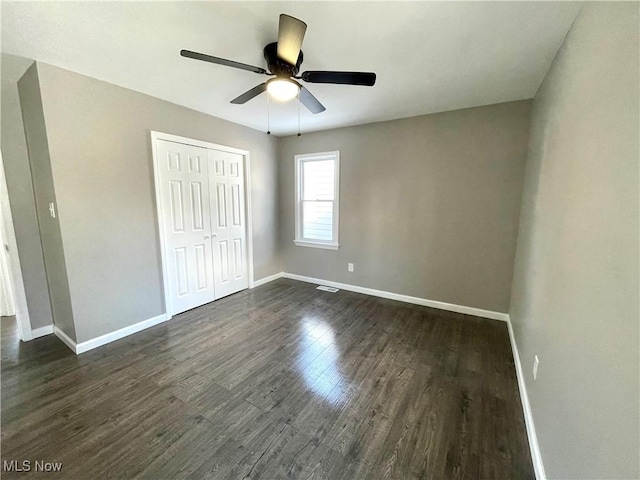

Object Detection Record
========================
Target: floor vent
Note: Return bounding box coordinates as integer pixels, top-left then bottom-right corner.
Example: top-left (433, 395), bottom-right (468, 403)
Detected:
top-left (317, 285), bottom-right (339, 293)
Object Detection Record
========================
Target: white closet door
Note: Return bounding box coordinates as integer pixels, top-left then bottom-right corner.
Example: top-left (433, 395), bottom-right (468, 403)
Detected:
top-left (157, 140), bottom-right (215, 315)
top-left (208, 149), bottom-right (249, 299)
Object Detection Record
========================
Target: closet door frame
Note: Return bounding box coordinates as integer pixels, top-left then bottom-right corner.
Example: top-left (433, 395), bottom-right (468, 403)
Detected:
top-left (151, 131), bottom-right (254, 318)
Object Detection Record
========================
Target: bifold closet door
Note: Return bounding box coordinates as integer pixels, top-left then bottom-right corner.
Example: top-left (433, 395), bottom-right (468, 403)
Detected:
top-left (157, 140), bottom-right (216, 315)
top-left (208, 149), bottom-right (249, 299)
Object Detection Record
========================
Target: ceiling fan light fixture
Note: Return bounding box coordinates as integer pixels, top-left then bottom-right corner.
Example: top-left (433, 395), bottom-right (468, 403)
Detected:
top-left (267, 78), bottom-right (299, 101)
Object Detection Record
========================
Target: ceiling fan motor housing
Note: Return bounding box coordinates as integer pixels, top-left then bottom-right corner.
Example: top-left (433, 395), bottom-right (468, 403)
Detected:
top-left (264, 42), bottom-right (303, 77)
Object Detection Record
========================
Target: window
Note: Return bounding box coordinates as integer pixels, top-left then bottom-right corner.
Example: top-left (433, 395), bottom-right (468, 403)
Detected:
top-left (295, 151), bottom-right (340, 250)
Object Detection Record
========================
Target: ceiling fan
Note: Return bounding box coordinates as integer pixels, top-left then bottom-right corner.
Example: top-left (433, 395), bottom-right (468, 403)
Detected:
top-left (180, 14), bottom-right (377, 115)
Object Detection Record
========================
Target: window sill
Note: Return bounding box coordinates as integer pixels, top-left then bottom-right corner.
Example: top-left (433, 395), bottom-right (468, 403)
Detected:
top-left (293, 240), bottom-right (339, 251)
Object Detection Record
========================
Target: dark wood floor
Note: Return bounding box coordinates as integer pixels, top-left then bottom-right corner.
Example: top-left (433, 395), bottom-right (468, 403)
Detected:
top-left (1, 279), bottom-right (534, 479)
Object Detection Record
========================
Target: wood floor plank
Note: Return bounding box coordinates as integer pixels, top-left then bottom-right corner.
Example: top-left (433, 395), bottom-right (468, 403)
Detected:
top-left (0, 279), bottom-right (534, 479)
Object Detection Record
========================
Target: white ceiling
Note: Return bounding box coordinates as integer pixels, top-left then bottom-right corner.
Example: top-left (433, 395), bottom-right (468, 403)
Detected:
top-left (1, 1), bottom-right (582, 136)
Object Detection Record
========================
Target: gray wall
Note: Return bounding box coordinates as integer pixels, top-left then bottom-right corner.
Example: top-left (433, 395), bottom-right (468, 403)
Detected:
top-left (28, 62), bottom-right (280, 343)
top-left (279, 101), bottom-right (531, 313)
top-left (510, 3), bottom-right (639, 479)
top-left (1, 54), bottom-right (53, 330)
top-left (18, 64), bottom-right (76, 339)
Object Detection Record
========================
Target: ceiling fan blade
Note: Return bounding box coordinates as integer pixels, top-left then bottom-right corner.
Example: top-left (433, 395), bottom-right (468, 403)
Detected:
top-left (299, 87), bottom-right (326, 114)
top-left (181, 50), bottom-right (267, 75)
top-left (277, 14), bottom-right (307, 65)
top-left (301, 71), bottom-right (376, 86)
top-left (230, 83), bottom-right (268, 104)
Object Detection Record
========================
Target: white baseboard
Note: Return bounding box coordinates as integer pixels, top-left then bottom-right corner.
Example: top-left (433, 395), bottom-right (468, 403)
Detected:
top-left (251, 272), bottom-right (284, 288)
top-left (55, 313), bottom-right (170, 355)
top-left (507, 316), bottom-right (546, 480)
top-left (31, 324), bottom-right (54, 339)
top-left (54, 326), bottom-right (77, 353)
top-left (280, 272), bottom-right (509, 322)
top-left (76, 313), bottom-right (170, 354)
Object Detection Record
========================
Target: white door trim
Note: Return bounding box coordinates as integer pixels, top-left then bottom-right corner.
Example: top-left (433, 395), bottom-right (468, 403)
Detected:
top-left (0, 150), bottom-right (32, 340)
top-left (150, 131), bottom-right (254, 317)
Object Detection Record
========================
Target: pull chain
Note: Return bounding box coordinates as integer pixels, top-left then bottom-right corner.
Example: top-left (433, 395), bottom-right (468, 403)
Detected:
top-left (297, 90), bottom-right (301, 137)
top-left (266, 94), bottom-right (271, 135)
top-left (266, 91), bottom-right (301, 136)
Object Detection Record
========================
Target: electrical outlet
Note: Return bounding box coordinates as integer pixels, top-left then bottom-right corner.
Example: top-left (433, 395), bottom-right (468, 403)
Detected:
top-left (533, 355), bottom-right (539, 380)
top-left (348, 263), bottom-right (354, 272)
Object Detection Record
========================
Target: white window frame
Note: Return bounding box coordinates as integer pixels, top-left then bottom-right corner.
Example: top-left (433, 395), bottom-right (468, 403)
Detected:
top-left (294, 151), bottom-right (340, 250)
